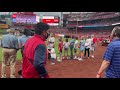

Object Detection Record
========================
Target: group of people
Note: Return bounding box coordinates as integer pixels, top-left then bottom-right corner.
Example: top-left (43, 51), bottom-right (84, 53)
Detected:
top-left (0, 28), bottom-right (32, 78)
top-left (0, 22), bottom-right (120, 78)
top-left (0, 22), bottom-right (51, 78)
top-left (47, 33), bottom-right (97, 65)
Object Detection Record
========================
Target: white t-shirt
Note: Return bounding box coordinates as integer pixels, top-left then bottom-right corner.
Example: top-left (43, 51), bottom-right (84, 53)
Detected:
top-left (49, 37), bottom-right (55, 43)
top-left (74, 40), bottom-right (79, 48)
top-left (85, 38), bottom-right (92, 49)
top-left (51, 48), bottom-right (56, 59)
top-left (64, 42), bottom-right (70, 48)
top-left (48, 37), bottom-right (55, 49)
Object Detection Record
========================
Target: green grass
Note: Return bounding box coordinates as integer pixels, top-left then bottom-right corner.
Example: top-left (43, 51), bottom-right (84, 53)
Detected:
top-left (0, 29), bottom-right (7, 34)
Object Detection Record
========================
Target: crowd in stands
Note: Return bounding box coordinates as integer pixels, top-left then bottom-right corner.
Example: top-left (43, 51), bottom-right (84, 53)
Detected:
top-left (67, 12), bottom-right (120, 21)
top-left (48, 27), bottom-right (112, 39)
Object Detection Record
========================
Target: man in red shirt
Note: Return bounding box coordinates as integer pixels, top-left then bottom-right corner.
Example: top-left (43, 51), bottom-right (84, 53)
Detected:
top-left (22, 22), bottom-right (50, 78)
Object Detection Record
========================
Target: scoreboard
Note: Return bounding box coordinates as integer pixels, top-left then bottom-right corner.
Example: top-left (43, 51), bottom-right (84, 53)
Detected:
top-left (42, 16), bottom-right (60, 26)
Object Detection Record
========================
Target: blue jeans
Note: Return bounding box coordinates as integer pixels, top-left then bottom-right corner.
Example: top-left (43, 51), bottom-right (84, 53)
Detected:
top-left (51, 58), bottom-right (55, 63)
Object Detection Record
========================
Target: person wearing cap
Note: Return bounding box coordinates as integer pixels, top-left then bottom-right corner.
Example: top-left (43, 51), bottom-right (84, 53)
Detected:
top-left (22, 22), bottom-right (50, 78)
top-left (1, 29), bottom-right (19, 78)
top-left (96, 26), bottom-right (120, 78)
top-left (17, 28), bottom-right (32, 78)
top-left (18, 28), bottom-right (32, 56)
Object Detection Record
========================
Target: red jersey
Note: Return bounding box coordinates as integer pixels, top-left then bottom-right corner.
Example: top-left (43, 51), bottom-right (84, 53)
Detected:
top-left (93, 37), bottom-right (97, 44)
top-left (58, 42), bottom-right (63, 51)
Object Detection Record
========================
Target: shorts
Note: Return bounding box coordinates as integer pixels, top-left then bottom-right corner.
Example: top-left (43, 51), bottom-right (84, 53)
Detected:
top-left (90, 46), bottom-right (95, 51)
top-left (80, 47), bottom-right (85, 51)
top-left (64, 47), bottom-right (68, 51)
top-left (59, 49), bottom-right (62, 54)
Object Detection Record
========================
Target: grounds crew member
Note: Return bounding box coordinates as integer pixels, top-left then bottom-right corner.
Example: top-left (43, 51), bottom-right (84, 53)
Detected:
top-left (22, 22), bottom-right (50, 78)
top-left (1, 29), bottom-right (18, 78)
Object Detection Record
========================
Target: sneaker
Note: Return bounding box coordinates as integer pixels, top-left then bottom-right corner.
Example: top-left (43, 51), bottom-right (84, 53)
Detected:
top-left (58, 59), bottom-right (62, 62)
top-left (78, 58), bottom-right (83, 61)
top-left (10, 75), bottom-right (16, 78)
top-left (91, 55), bottom-right (94, 58)
top-left (1, 76), bottom-right (6, 78)
top-left (51, 63), bottom-right (55, 65)
top-left (1, 74), bottom-right (7, 78)
top-left (73, 56), bottom-right (77, 59)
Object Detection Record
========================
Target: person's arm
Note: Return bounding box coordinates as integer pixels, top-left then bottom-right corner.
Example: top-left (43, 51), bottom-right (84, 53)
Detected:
top-left (96, 43), bottom-right (114, 78)
top-left (1, 36), bottom-right (4, 47)
top-left (34, 44), bottom-right (49, 78)
top-left (96, 60), bottom-right (110, 78)
top-left (18, 38), bottom-right (22, 49)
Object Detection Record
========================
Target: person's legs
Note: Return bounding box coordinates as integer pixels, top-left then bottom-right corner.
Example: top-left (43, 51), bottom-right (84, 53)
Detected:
top-left (70, 47), bottom-right (73, 59)
top-left (88, 48), bottom-right (90, 58)
top-left (81, 51), bottom-right (84, 59)
top-left (70, 47), bottom-right (72, 59)
top-left (76, 49), bottom-right (79, 59)
top-left (84, 48), bottom-right (87, 57)
top-left (51, 58), bottom-right (55, 64)
top-left (63, 48), bottom-right (66, 59)
top-left (79, 50), bottom-right (81, 59)
top-left (64, 48), bottom-right (66, 59)
top-left (48, 49), bottom-right (51, 60)
top-left (59, 52), bottom-right (62, 62)
top-left (74, 48), bottom-right (77, 59)
top-left (67, 48), bottom-right (69, 59)
top-left (1, 48), bottom-right (9, 78)
top-left (9, 49), bottom-right (16, 78)
top-left (58, 49), bottom-right (62, 62)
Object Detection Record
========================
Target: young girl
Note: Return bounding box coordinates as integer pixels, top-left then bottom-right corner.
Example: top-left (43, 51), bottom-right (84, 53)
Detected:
top-left (78, 36), bottom-right (85, 61)
top-left (63, 38), bottom-right (70, 59)
top-left (74, 37), bottom-right (79, 59)
top-left (48, 45), bottom-right (56, 65)
top-left (58, 37), bottom-right (63, 62)
top-left (84, 36), bottom-right (91, 59)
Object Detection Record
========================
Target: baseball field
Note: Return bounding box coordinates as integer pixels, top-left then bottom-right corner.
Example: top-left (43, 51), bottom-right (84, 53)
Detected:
top-left (0, 36), bottom-right (107, 78)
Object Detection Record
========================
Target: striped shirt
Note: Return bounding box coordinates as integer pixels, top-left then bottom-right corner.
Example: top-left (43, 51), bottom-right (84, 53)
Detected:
top-left (103, 38), bottom-right (120, 78)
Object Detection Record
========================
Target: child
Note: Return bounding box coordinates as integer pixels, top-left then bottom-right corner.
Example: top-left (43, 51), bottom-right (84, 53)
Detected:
top-left (90, 35), bottom-right (96, 58)
top-left (63, 38), bottom-right (70, 59)
top-left (84, 36), bottom-right (91, 59)
top-left (69, 36), bottom-right (75, 59)
top-left (74, 37), bottom-right (79, 59)
top-left (58, 37), bottom-right (63, 62)
top-left (78, 36), bottom-right (85, 61)
top-left (49, 45), bottom-right (56, 65)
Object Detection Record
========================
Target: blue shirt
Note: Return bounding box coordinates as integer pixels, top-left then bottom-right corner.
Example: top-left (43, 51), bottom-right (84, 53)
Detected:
top-left (69, 39), bottom-right (75, 48)
top-left (18, 35), bottom-right (31, 47)
top-left (103, 38), bottom-right (120, 78)
top-left (1, 33), bottom-right (18, 49)
top-left (80, 39), bottom-right (85, 50)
